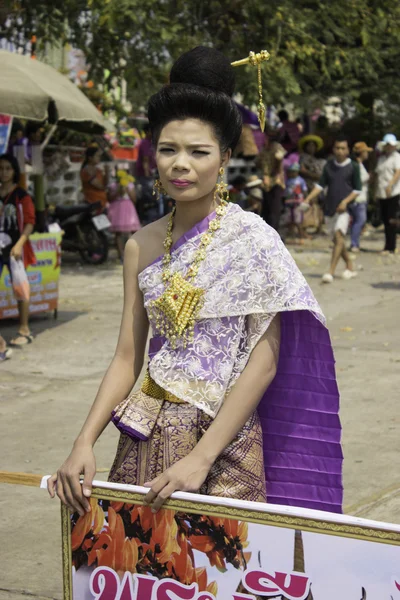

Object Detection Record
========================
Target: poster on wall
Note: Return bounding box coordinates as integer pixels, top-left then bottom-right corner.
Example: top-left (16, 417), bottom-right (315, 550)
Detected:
top-left (54, 479), bottom-right (400, 600)
top-left (0, 113), bottom-right (12, 154)
top-left (0, 232), bottom-right (62, 319)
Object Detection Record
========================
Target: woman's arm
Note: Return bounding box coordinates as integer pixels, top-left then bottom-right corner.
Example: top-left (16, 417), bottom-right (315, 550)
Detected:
top-left (127, 184), bottom-right (137, 204)
top-left (300, 167), bottom-right (320, 181)
top-left (10, 223), bottom-right (34, 259)
top-left (11, 194), bottom-right (35, 259)
top-left (82, 166), bottom-right (106, 190)
top-left (145, 314), bottom-right (281, 511)
top-left (108, 183), bottom-right (119, 202)
top-left (89, 175), bottom-right (106, 190)
top-left (48, 237), bottom-right (149, 515)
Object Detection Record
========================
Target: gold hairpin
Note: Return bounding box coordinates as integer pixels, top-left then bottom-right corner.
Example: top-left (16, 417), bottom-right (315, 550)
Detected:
top-left (231, 50), bottom-right (270, 132)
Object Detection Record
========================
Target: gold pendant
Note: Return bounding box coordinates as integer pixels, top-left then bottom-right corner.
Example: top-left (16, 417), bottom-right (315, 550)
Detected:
top-left (258, 101), bottom-right (266, 132)
top-left (153, 272), bottom-right (204, 342)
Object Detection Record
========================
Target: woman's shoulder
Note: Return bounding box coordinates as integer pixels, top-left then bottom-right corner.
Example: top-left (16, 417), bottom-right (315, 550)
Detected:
top-left (129, 215), bottom-right (168, 273)
top-left (14, 186), bottom-right (33, 202)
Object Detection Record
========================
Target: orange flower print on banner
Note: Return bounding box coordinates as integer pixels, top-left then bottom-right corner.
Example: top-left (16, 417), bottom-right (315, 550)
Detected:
top-left (70, 499), bottom-right (248, 593)
top-left (71, 498), bottom-right (105, 552)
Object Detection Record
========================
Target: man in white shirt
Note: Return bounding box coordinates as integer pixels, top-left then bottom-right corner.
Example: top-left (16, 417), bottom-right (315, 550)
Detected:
top-left (375, 133), bottom-right (400, 254)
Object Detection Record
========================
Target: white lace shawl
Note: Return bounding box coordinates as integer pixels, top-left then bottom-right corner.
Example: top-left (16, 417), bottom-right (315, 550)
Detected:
top-left (138, 204), bottom-right (325, 418)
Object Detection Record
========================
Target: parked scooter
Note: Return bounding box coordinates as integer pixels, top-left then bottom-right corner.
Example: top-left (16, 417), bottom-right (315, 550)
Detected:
top-left (49, 201), bottom-right (111, 265)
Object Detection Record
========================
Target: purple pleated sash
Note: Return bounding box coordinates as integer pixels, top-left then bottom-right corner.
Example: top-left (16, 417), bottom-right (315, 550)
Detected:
top-left (147, 309), bottom-right (343, 514)
top-left (259, 310), bottom-right (343, 513)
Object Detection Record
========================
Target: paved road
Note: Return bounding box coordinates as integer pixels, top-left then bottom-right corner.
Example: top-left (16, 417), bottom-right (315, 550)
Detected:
top-left (0, 229), bottom-right (399, 599)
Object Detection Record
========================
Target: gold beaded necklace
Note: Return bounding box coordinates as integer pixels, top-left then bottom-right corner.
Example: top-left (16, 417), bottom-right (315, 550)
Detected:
top-left (148, 198), bottom-right (229, 348)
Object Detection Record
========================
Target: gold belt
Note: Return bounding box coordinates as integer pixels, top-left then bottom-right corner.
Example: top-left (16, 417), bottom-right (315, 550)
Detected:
top-left (141, 371), bottom-right (184, 404)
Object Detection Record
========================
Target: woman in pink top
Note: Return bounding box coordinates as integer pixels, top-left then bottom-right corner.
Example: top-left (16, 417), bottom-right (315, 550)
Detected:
top-left (108, 171), bottom-right (141, 262)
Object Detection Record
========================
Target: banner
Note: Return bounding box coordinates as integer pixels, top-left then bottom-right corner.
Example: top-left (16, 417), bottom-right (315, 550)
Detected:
top-left (60, 480), bottom-right (400, 600)
top-left (0, 113), bottom-right (12, 154)
top-left (0, 232), bottom-right (62, 319)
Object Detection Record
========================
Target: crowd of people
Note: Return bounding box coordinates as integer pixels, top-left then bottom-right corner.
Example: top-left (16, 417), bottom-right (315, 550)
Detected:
top-left (230, 126), bottom-right (400, 284)
top-left (1, 108), bottom-right (400, 362)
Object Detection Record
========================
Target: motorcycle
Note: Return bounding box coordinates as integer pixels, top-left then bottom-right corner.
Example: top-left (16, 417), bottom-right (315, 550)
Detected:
top-left (49, 201), bottom-right (111, 265)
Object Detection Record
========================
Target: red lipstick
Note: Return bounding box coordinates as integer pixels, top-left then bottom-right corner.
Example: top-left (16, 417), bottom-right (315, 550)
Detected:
top-left (170, 179), bottom-right (193, 188)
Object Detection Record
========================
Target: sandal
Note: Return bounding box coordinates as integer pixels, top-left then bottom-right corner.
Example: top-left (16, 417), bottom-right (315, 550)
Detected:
top-left (0, 348), bottom-right (13, 362)
top-left (10, 333), bottom-right (34, 347)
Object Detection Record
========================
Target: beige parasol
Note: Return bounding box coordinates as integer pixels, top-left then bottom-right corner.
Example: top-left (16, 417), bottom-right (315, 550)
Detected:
top-left (0, 50), bottom-right (114, 133)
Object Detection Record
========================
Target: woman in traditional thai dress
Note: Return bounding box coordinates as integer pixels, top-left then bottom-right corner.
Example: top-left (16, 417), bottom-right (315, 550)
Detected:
top-left (48, 47), bottom-right (343, 517)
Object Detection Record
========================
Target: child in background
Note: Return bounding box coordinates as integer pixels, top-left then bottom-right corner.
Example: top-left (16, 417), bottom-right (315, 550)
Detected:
top-left (284, 163), bottom-right (309, 240)
top-left (245, 176), bottom-right (264, 214)
top-left (108, 170), bottom-right (141, 263)
top-left (246, 187), bottom-right (263, 214)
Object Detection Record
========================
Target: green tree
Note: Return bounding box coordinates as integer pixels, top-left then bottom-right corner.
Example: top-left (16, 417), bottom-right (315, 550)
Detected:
top-left (2, 0), bottom-right (400, 117)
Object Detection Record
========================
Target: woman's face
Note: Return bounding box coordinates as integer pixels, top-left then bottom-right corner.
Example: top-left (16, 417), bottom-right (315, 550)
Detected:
top-left (89, 150), bottom-right (101, 165)
top-left (156, 118), bottom-right (230, 204)
top-left (360, 149), bottom-right (369, 162)
top-left (0, 160), bottom-right (15, 185)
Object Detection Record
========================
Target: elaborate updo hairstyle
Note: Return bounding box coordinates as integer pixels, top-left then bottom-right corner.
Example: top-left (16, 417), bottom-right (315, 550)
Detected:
top-left (148, 46), bottom-right (242, 153)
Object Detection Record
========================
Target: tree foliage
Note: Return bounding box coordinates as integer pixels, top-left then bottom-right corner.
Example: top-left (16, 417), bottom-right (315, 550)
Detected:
top-left (2, 0), bottom-right (400, 114)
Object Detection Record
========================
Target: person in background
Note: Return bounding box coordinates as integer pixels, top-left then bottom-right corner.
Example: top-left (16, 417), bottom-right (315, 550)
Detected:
top-left (25, 122), bottom-right (44, 163)
top-left (295, 117), bottom-right (304, 135)
top-left (256, 138), bottom-right (286, 233)
top-left (304, 135), bottom-right (361, 283)
top-left (244, 175), bottom-right (264, 215)
top-left (80, 146), bottom-right (109, 211)
top-left (6, 120), bottom-right (29, 188)
top-left (299, 134), bottom-right (326, 233)
top-left (229, 175), bottom-right (247, 208)
top-left (0, 153), bottom-right (36, 346)
top-left (299, 135), bottom-right (325, 192)
top-left (7, 120), bottom-right (26, 156)
top-left (234, 124), bottom-right (259, 160)
top-left (108, 170), bottom-right (141, 263)
top-left (276, 109), bottom-right (300, 156)
top-left (283, 163), bottom-right (309, 241)
top-left (0, 334), bottom-right (12, 362)
top-left (252, 128), bottom-right (266, 153)
top-left (314, 115), bottom-right (335, 159)
top-left (375, 133), bottom-right (400, 254)
top-left (136, 123), bottom-right (157, 221)
top-left (349, 142), bottom-right (373, 253)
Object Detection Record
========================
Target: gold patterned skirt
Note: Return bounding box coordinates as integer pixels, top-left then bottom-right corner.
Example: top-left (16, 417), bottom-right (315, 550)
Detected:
top-left (109, 401), bottom-right (266, 503)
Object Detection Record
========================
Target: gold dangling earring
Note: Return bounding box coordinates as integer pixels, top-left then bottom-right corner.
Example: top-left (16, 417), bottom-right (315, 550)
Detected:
top-left (153, 178), bottom-right (165, 200)
top-left (214, 166), bottom-right (230, 204)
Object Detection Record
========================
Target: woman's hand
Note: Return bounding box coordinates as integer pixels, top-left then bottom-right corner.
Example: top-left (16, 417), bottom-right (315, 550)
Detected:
top-left (386, 185), bottom-right (393, 198)
top-left (10, 241), bottom-right (24, 260)
top-left (144, 451), bottom-right (212, 513)
top-left (47, 441), bottom-right (96, 516)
